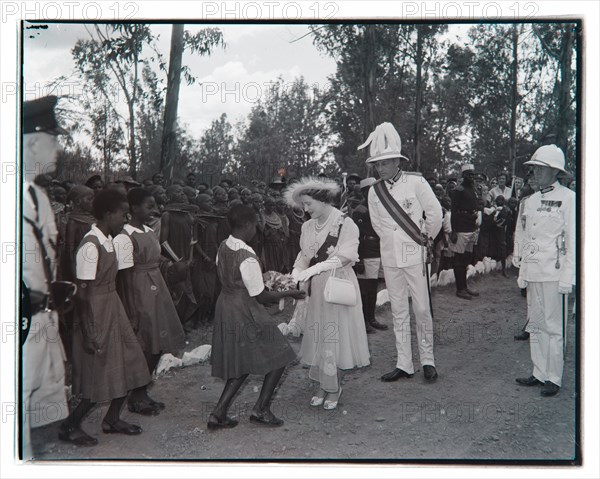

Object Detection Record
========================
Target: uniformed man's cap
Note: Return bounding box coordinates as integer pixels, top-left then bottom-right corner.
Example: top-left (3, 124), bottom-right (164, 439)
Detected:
top-left (347, 172), bottom-right (362, 182)
top-left (23, 95), bottom-right (67, 135)
top-left (358, 122), bottom-right (410, 163)
top-left (524, 145), bottom-right (567, 173)
top-left (461, 164), bottom-right (476, 174)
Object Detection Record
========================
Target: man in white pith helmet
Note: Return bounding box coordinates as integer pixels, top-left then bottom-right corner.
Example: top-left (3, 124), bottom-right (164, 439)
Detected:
top-left (359, 123), bottom-right (442, 383)
top-left (513, 145), bottom-right (575, 397)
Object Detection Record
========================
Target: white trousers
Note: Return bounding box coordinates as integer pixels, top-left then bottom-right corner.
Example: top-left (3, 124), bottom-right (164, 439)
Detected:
top-left (383, 263), bottom-right (435, 374)
top-left (525, 282), bottom-right (564, 386)
top-left (22, 311), bottom-right (68, 460)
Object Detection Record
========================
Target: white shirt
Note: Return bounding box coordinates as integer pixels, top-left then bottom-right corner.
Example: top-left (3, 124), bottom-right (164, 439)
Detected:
top-left (217, 235), bottom-right (265, 297)
top-left (368, 172), bottom-right (443, 268)
top-left (489, 185), bottom-right (512, 202)
top-left (23, 181), bottom-right (58, 293)
top-left (76, 224), bottom-right (114, 281)
top-left (113, 224), bottom-right (154, 271)
top-left (513, 181), bottom-right (575, 284)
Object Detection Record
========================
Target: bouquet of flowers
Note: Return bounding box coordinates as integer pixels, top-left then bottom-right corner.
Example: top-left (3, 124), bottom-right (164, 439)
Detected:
top-left (263, 271), bottom-right (297, 310)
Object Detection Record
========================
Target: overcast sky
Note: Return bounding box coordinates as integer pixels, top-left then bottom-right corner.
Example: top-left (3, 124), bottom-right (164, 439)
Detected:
top-left (22, 22), bottom-right (474, 137)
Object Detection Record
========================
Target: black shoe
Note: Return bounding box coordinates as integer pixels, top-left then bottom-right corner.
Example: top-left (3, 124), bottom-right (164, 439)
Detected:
top-left (465, 288), bottom-right (479, 297)
top-left (456, 289), bottom-right (472, 300)
top-left (207, 414), bottom-right (239, 431)
top-left (101, 419), bottom-right (142, 435)
top-left (58, 423), bottom-right (98, 447)
top-left (149, 398), bottom-right (165, 410)
top-left (381, 368), bottom-right (414, 382)
top-left (370, 319), bottom-right (389, 331)
top-left (423, 365), bottom-right (438, 381)
top-left (514, 331), bottom-right (530, 341)
top-left (128, 400), bottom-right (160, 416)
top-left (541, 381), bottom-right (560, 397)
top-left (516, 375), bottom-right (543, 386)
top-left (365, 321), bottom-right (376, 334)
top-left (249, 411), bottom-right (284, 427)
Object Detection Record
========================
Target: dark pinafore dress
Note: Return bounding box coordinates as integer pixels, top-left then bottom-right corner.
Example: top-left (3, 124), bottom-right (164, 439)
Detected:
top-left (120, 227), bottom-right (185, 354)
top-left (210, 242), bottom-right (296, 380)
top-left (72, 235), bottom-right (151, 403)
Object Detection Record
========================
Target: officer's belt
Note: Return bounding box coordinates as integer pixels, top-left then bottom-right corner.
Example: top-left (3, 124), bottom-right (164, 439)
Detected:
top-left (373, 181), bottom-right (423, 245)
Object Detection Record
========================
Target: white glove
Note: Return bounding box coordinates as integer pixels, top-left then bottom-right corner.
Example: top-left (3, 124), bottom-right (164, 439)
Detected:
top-left (512, 255), bottom-right (521, 268)
top-left (291, 268), bottom-right (302, 283)
top-left (558, 282), bottom-right (572, 295)
top-left (517, 276), bottom-right (528, 289)
top-left (296, 256), bottom-right (342, 282)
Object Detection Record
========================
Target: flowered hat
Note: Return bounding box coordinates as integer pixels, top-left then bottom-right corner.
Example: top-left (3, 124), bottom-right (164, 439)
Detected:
top-left (284, 176), bottom-right (341, 207)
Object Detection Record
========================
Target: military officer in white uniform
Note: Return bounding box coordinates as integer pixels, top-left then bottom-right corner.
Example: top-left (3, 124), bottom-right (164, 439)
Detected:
top-left (359, 123), bottom-right (442, 382)
top-left (22, 96), bottom-right (69, 458)
top-left (513, 145), bottom-right (575, 397)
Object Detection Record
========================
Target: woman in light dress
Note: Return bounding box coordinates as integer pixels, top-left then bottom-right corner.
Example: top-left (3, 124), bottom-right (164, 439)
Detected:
top-left (285, 178), bottom-right (370, 410)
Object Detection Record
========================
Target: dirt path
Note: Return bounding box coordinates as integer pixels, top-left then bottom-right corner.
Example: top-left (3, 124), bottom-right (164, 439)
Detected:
top-left (32, 268), bottom-right (577, 462)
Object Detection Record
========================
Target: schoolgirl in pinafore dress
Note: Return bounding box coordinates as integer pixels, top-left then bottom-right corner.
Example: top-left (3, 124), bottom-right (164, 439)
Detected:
top-left (115, 224), bottom-right (185, 356)
top-left (72, 227), bottom-right (151, 403)
top-left (211, 238), bottom-right (296, 380)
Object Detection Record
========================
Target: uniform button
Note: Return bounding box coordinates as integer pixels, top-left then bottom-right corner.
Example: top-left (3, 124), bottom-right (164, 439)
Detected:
top-left (150, 285), bottom-right (157, 291)
top-left (393, 227), bottom-right (397, 231)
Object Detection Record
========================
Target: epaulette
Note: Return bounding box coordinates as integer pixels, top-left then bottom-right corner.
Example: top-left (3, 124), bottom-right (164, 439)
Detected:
top-left (403, 171), bottom-right (422, 176)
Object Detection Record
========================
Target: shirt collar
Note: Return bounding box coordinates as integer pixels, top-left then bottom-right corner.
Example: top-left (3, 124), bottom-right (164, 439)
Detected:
top-left (387, 169), bottom-right (402, 185)
top-left (540, 181), bottom-right (560, 195)
top-left (91, 224), bottom-right (112, 244)
top-left (225, 235), bottom-right (257, 255)
top-left (124, 223), bottom-right (152, 234)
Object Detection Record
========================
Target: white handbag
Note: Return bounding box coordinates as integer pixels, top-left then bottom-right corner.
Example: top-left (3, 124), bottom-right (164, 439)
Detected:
top-left (323, 267), bottom-right (357, 306)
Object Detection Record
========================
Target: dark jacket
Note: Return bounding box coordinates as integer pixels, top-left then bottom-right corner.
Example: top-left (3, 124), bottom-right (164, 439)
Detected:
top-left (450, 185), bottom-right (479, 233)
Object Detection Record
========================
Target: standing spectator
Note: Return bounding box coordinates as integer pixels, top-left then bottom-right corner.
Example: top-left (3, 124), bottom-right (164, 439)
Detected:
top-left (115, 188), bottom-right (185, 415)
top-left (489, 195), bottom-right (511, 277)
top-left (57, 185), bottom-right (95, 361)
top-left (352, 178), bottom-right (388, 334)
top-left (62, 189), bottom-right (150, 445)
top-left (85, 174), bottom-right (104, 195)
top-left (152, 172), bottom-right (166, 187)
top-left (489, 172), bottom-right (512, 202)
top-left (286, 203), bottom-right (305, 273)
top-left (450, 164), bottom-right (481, 300)
top-left (514, 145), bottom-right (575, 397)
top-left (186, 172), bottom-right (197, 190)
top-left (161, 185), bottom-right (197, 327)
top-left (262, 196), bottom-right (289, 273)
top-left (361, 123), bottom-right (442, 383)
top-left (21, 96), bottom-right (69, 457)
top-left (212, 186), bottom-right (229, 216)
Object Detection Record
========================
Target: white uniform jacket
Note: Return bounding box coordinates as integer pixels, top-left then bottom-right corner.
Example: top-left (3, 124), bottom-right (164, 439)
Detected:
top-left (513, 181), bottom-right (575, 285)
top-left (368, 172), bottom-right (442, 269)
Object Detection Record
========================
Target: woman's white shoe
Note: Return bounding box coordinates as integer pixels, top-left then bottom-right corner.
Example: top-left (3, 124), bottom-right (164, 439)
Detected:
top-left (310, 390), bottom-right (327, 407)
top-left (323, 388), bottom-right (343, 410)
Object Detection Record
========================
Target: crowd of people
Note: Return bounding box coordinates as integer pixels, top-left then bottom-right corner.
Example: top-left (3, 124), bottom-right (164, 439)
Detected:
top-left (22, 98), bottom-right (576, 456)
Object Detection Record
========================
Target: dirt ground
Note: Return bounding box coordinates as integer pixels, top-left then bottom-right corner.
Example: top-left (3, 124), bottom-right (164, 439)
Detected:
top-left (31, 267), bottom-right (578, 463)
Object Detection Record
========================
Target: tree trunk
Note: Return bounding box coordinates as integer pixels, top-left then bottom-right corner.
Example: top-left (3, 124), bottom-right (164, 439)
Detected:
top-left (414, 25), bottom-right (424, 172)
top-left (557, 24), bottom-right (573, 159)
top-left (160, 24), bottom-right (185, 183)
top-left (509, 25), bottom-right (519, 178)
